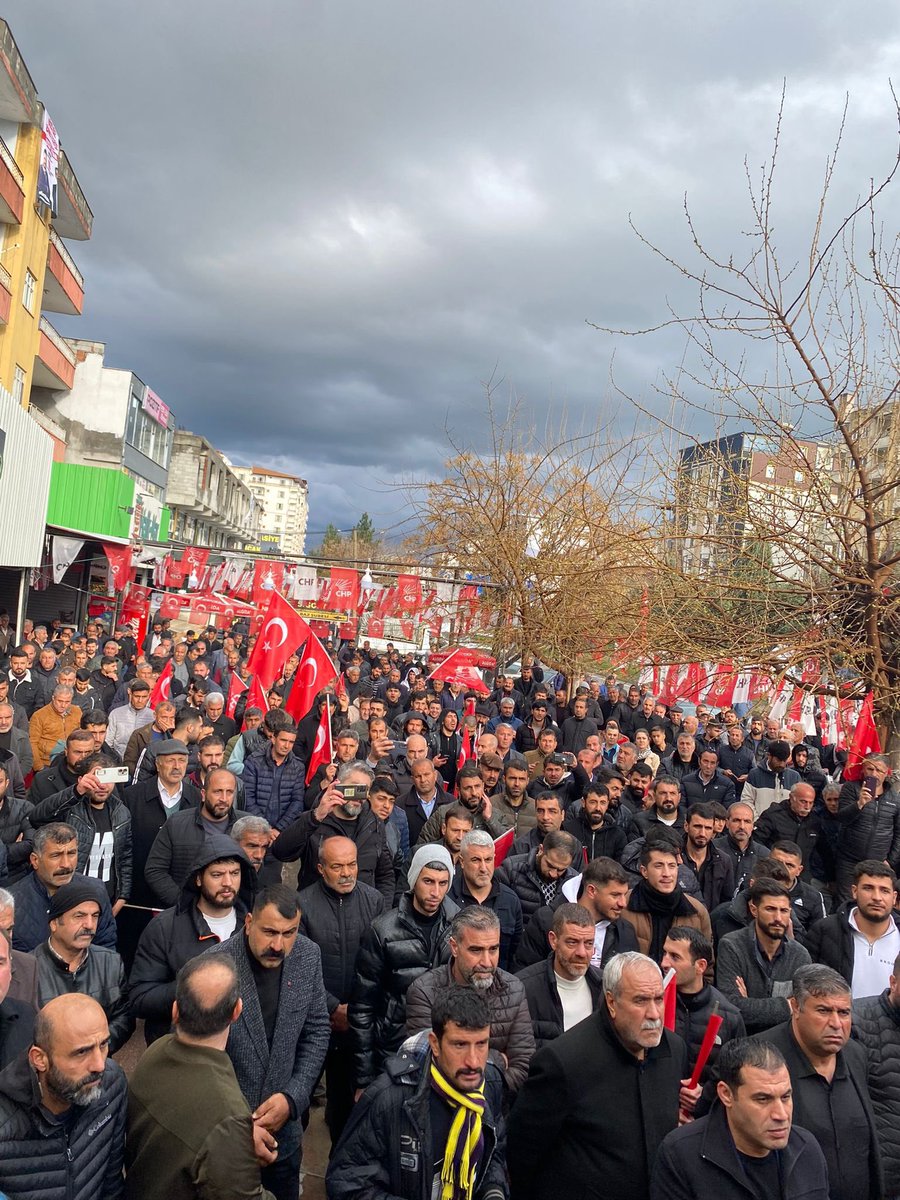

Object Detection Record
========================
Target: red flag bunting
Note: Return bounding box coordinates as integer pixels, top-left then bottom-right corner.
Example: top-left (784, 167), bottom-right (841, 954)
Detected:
top-left (324, 568), bottom-right (360, 613)
top-left (242, 676), bottom-right (269, 727)
top-left (103, 543), bottom-right (132, 591)
top-left (396, 574), bottom-right (422, 613)
top-left (180, 547), bottom-right (209, 588)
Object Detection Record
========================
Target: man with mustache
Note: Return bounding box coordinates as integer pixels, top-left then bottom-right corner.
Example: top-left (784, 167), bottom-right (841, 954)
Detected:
top-left (716, 880), bottom-right (811, 1034)
top-left (508, 951), bottom-right (692, 1200)
top-left (0, 993), bottom-right (127, 1200)
top-left (207, 884), bottom-right (330, 1200)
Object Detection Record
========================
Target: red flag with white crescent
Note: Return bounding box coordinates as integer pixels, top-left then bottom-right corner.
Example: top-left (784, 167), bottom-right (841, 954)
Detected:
top-left (285, 632), bottom-right (338, 722)
top-left (242, 676), bottom-right (269, 728)
top-left (245, 592), bottom-right (309, 691)
top-left (149, 659), bottom-right (173, 707)
top-left (226, 672), bottom-right (248, 720)
top-left (305, 704), bottom-right (333, 785)
top-left (493, 827), bottom-right (516, 868)
top-left (842, 691), bottom-right (882, 781)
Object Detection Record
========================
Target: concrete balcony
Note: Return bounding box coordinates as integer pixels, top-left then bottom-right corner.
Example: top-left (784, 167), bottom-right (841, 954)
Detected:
top-left (0, 21), bottom-right (40, 125)
top-left (0, 134), bottom-right (23, 225)
top-left (34, 316), bottom-right (76, 390)
top-left (42, 228), bottom-right (84, 315)
top-left (53, 150), bottom-right (93, 241)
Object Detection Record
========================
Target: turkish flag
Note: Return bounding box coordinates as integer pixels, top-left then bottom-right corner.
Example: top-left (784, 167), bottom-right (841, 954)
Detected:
top-left (396, 574), bottom-right (422, 613)
top-left (324, 568), bottom-right (360, 613)
top-left (842, 692), bottom-right (882, 781)
top-left (285, 632), bottom-right (338, 722)
top-left (455, 722), bottom-right (476, 784)
top-left (149, 659), bottom-right (174, 707)
top-left (226, 672), bottom-right (248, 720)
top-left (493, 827), bottom-right (516, 868)
top-left (158, 593), bottom-right (183, 621)
top-left (245, 592), bottom-right (310, 691)
top-left (242, 676), bottom-right (269, 727)
top-left (305, 704), bottom-right (333, 785)
top-left (367, 618), bottom-right (384, 640)
top-left (104, 544), bottom-right (132, 591)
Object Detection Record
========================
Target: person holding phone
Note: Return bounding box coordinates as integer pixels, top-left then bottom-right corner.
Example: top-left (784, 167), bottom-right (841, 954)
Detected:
top-left (28, 750), bottom-right (133, 916)
top-left (834, 753), bottom-right (900, 902)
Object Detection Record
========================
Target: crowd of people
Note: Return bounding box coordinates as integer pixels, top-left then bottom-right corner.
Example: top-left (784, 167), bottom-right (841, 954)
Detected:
top-left (0, 606), bottom-right (898, 1200)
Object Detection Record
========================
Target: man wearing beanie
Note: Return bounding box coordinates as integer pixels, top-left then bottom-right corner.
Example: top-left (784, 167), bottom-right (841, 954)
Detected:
top-left (349, 844), bottom-right (458, 1093)
top-left (33, 880), bottom-right (134, 1053)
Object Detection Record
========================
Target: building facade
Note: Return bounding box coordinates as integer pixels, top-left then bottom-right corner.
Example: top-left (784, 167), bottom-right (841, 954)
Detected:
top-left (232, 465), bottom-right (308, 556)
top-left (166, 431), bottom-right (259, 550)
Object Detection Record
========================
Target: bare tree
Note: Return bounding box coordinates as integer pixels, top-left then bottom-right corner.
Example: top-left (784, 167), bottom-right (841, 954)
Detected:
top-left (601, 96), bottom-right (900, 750)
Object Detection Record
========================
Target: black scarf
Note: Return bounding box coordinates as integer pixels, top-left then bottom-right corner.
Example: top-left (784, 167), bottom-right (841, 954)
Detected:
top-left (629, 880), bottom-right (694, 963)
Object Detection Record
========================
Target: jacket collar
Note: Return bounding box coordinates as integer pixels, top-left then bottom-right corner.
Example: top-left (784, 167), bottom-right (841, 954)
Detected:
top-left (700, 1102), bottom-right (803, 1189)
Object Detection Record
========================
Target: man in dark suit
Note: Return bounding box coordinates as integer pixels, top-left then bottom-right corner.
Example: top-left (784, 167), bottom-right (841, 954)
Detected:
top-left (207, 883), bottom-right (330, 1200)
top-left (398, 757), bottom-right (453, 845)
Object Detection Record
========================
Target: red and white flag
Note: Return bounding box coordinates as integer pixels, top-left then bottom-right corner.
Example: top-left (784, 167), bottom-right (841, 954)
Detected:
top-left (493, 827), bottom-right (516, 868)
top-left (245, 592), bottom-right (309, 692)
top-left (149, 659), bottom-right (174, 707)
top-left (305, 704), bottom-right (333, 785)
top-left (285, 631), bottom-right (338, 722)
top-left (242, 676), bottom-right (269, 727)
top-left (226, 672), bottom-right (248, 720)
top-left (456, 723), bottom-right (476, 779)
top-left (842, 691), bottom-right (882, 782)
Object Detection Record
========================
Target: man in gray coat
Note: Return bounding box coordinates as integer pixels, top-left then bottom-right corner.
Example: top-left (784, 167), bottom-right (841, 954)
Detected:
top-left (716, 880), bottom-right (811, 1033)
top-left (207, 883), bottom-right (330, 1200)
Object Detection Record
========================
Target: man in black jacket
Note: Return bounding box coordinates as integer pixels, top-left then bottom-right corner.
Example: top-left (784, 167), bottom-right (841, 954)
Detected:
top-left (27, 728), bottom-right (94, 804)
top-left (449, 829), bottom-right (523, 970)
top-left (0, 993), bottom-right (127, 1200)
top-left (651, 1038), bottom-right (828, 1200)
top-left (508, 951), bottom-right (690, 1200)
top-left (397, 757), bottom-right (452, 845)
top-left (754, 964), bottom-right (883, 1200)
top-left (562, 782), bottom-right (627, 863)
top-left (33, 880), bottom-right (133, 1053)
top-left (328, 988), bottom-right (508, 1200)
top-left (273, 761), bottom-right (394, 903)
top-left (129, 834), bottom-right (257, 1044)
top-left (496, 834), bottom-right (579, 926)
top-left (143, 767), bottom-right (247, 908)
top-left (756, 782), bottom-right (826, 881)
top-left (682, 802), bottom-right (735, 911)
top-left (802, 859), bottom-right (900, 996)
top-left (834, 753), bottom-right (900, 901)
top-left (514, 855), bottom-right (636, 969)
top-left (298, 834), bottom-right (385, 1145)
top-left (681, 749), bottom-right (736, 811)
top-left (349, 844), bottom-right (458, 1090)
top-left (517, 902), bottom-right (604, 1047)
top-left (661, 925), bottom-right (744, 1082)
top-left (713, 800), bottom-right (768, 894)
top-left (852, 961), bottom-right (900, 1198)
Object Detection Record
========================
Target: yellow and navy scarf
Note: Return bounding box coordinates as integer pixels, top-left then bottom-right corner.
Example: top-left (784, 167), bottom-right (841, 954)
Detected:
top-left (429, 1060), bottom-right (486, 1200)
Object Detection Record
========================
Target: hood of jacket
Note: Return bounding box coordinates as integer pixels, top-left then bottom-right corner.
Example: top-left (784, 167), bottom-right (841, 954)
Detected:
top-left (177, 831), bottom-right (256, 913)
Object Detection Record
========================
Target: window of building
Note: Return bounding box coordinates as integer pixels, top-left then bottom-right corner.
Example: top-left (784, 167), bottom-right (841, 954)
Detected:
top-left (794, 470), bottom-right (804, 484)
top-left (22, 270), bottom-right (36, 313)
top-left (12, 364), bottom-right (26, 405)
top-left (765, 463), bottom-right (775, 480)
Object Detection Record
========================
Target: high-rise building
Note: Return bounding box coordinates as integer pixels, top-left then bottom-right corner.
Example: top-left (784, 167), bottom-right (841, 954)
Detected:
top-left (233, 465), bottom-right (309, 556)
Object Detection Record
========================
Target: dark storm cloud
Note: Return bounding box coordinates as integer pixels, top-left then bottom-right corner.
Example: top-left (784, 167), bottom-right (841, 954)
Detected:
top-left (9, 1), bottom-right (900, 534)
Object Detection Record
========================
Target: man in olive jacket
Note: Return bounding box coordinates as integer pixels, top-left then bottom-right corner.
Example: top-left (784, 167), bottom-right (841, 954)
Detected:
top-left (126, 954), bottom-right (276, 1200)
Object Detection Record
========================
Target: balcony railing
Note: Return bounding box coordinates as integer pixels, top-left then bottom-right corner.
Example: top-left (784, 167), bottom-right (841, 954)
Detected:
top-left (0, 135), bottom-right (23, 190)
top-left (39, 317), bottom-right (76, 366)
top-left (48, 228), bottom-right (84, 289)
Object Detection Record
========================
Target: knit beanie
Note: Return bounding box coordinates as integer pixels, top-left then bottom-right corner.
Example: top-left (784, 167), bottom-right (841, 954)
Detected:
top-left (48, 880), bottom-right (103, 921)
top-left (407, 843), bottom-right (454, 890)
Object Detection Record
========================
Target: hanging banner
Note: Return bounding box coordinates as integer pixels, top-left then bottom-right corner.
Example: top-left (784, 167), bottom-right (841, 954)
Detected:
top-left (323, 567), bottom-right (360, 613)
top-left (252, 560), bottom-right (285, 608)
top-left (180, 547), bottom-right (210, 590)
top-left (37, 109), bottom-right (60, 214)
top-left (51, 535), bottom-right (84, 584)
top-left (103, 543), bottom-right (133, 591)
top-left (396, 574), bottom-right (422, 613)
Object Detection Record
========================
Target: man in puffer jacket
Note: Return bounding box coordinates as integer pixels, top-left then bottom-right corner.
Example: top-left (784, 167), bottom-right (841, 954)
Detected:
top-left (0, 992), bottom-right (126, 1200)
top-left (404, 906), bottom-right (535, 1093)
top-left (834, 753), bottom-right (900, 900)
top-left (853, 969), bottom-right (900, 1198)
top-left (496, 834), bottom-right (579, 926)
top-left (349, 845), bottom-right (458, 1089)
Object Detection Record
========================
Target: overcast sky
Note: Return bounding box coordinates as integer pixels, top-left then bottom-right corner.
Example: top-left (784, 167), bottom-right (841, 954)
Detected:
top-left (11, 2), bottom-right (900, 541)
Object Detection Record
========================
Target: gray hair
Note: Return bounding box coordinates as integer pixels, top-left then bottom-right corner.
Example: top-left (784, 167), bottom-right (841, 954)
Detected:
top-left (232, 815), bottom-right (272, 840)
top-left (32, 823), bottom-right (78, 854)
top-left (0, 887), bottom-right (13, 912)
top-left (460, 829), bottom-right (495, 853)
top-left (52, 686), bottom-right (73, 700)
top-left (450, 906), bottom-right (500, 941)
top-left (335, 729), bottom-right (360, 744)
top-left (337, 759), bottom-right (374, 784)
top-left (792, 964), bottom-right (850, 1006)
top-left (495, 723), bottom-right (514, 734)
top-left (727, 801), bottom-right (755, 818)
top-left (204, 691), bottom-right (225, 707)
top-left (603, 951), bottom-right (662, 999)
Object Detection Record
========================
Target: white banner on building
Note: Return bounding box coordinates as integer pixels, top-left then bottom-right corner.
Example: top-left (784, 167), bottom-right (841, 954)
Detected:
top-left (290, 569), bottom-right (319, 604)
top-left (52, 535), bottom-right (83, 583)
top-left (37, 109), bottom-right (60, 215)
